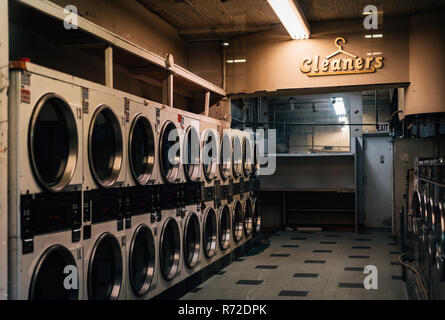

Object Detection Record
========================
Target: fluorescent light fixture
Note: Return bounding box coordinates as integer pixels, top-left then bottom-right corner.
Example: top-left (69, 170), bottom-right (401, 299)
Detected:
top-left (332, 97), bottom-right (346, 116)
top-left (222, 42), bottom-right (230, 47)
top-left (226, 59), bottom-right (247, 64)
top-left (267, 0), bottom-right (310, 40)
top-left (365, 34), bottom-right (383, 39)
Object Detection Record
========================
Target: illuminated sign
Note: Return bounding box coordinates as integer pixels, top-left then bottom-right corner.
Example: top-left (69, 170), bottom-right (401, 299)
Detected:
top-left (300, 37), bottom-right (384, 77)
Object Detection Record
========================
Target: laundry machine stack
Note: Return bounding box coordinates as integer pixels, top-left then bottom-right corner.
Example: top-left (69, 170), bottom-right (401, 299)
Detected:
top-left (411, 158), bottom-right (445, 299)
top-left (8, 65), bottom-right (85, 300)
top-left (6, 61), bottom-right (261, 300)
top-left (124, 95), bottom-right (161, 300)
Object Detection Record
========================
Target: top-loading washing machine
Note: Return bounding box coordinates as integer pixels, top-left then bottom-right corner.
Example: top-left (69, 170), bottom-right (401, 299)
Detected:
top-left (124, 95), bottom-right (162, 300)
top-left (82, 84), bottom-right (128, 300)
top-left (8, 62), bottom-right (84, 300)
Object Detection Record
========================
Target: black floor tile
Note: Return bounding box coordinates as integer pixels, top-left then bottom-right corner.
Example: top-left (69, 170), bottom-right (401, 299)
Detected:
top-left (344, 267), bottom-right (364, 271)
top-left (279, 290), bottom-right (308, 297)
top-left (326, 235), bottom-right (341, 238)
top-left (304, 260), bottom-right (326, 264)
top-left (349, 255), bottom-right (370, 259)
top-left (338, 283), bottom-right (365, 288)
top-left (281, 245), bottom-right (300, 248)
top-left (313, 250), bottom-right (332, 253)
top-left (236, 280), bottom-right (264, 285)
top-left (270, 254), bottom-right (290, 257)
top-left (255, 265), bottom-right (278, 269)
top-left (293, 273), bottom-right (319, 278)
top-left (352, 246), bottom-right (371, 249)
top-left (291, 237), bottom-right (307, 240)
top-left (320, 241), bottom-right (337, 244)
top-left (355, 239), bottom-right (372, 242)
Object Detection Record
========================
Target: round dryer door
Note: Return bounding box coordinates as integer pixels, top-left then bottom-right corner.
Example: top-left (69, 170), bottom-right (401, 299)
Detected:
top-left (244, 198), bottom-right (253, 236)
top-left (232, 136), bottom-right (242, 178)
top-left (412, 191), bottom-right (422, 234)
top-left (159, 217), bottom-right (181, 280)
top-left (29, 245), bottom-right (78, 300)
top-left (203, 208), bottom-right (217, 259)
top-left (87, 233), bottom-right (123, 300)
top-left (183, 126), bottom-right (201, 182)
top-left (219, 133), bottom-right (232, 180)
top-left (88, 106), bottom-right (123, 187)
top-left (129, 114), bottom-right (155, 185)
top-left (159, 121), bottom-right (181, 183)
top-left (202, 129), bottom-right (218, 182)
top-left (219, 205), bottom-right (231, 250)
top-left (129, 224), bottom-right (156, 297)
top-left (253, 199), bottom-right (262, 234)
top-left (436, 202), bottom-right (445, 273)
top-left (233, 201), bottom-right (243, 242)
top-left (242, 137), bottom-right (253, 177)
top-left (183, 212), bottom-right (201, 268)
top-left (29, 93), bottom-right (78, 192)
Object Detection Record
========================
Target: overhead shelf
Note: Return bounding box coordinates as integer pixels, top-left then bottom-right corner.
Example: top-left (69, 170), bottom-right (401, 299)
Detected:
top-left (15, 0), bottom-right (226, 98)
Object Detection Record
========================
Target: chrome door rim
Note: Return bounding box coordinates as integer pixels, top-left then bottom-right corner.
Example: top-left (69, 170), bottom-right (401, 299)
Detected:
top-left (88, 105), bottom-right (123, 188)
top-left (159, 217), bottom-right (181, 281)
top-left (219, 205), bottom-right (231, 250)
top-left (129, 113), bottom-right (155, 185)
top-left (183, 126), bottom-right (201, 182)
top-left (128, 224), bottom-right (156, 297)
top-left (233, 201), bottom-right (243, 242)
top-left (244, 198), bottom-right (253, 236)
top-left (232, 136), bottom-right (242, 178)
top-left (412, 191), bottom-right (421, 234)
top-left (242, 137), bottom-right (253, 177)
top-left (87, 232), bottom-right (123, 300)
top-left (159, 120), bottom-right (180, 183)
top-left (202, 129), bottom-right (218, 182)
top-left (29, 93), bottom-right (78, 192)
top-left (29, 244), bottom-right (78, 300)
top-left (219, 133), bottom-right (232, 180)
top-left (203, 208), bottom-right (217, 258)
top-left (183, 212), bottom-right (201, 268)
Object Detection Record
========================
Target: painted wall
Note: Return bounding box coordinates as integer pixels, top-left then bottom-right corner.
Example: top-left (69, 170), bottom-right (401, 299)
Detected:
top-left (51, 0), bottom-right (189, 67)
top-left (225, 16), bottom-right (409, 95)
top-left (403, 10), bottom-right (445, 117)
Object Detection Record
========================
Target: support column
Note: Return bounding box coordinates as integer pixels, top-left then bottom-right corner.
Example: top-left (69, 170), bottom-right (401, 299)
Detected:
top-left (105, 46), bottom-right (113, 88)
top-left (163, 73), bottom-right (174, 107)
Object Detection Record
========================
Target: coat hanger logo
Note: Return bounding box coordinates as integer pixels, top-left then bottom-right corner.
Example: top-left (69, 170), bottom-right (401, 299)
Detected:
top-left (299, 36), bottom-right (384, 77)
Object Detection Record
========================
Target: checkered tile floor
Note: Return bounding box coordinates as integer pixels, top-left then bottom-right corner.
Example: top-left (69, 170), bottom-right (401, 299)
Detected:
top-left (181, 230), bottom-right (408, 300)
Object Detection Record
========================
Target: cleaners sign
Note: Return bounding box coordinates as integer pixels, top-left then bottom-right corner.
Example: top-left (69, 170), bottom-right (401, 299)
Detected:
top-left (300, 37), bottom-right (384, 77)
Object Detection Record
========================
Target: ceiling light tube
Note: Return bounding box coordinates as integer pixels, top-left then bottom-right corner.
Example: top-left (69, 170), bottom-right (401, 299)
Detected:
top-left (267, 0), bottom-right (310, 40)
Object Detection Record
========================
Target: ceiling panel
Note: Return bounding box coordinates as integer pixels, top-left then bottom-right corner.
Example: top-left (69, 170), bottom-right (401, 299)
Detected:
top-left (136, 0), bottom-right (445, 40)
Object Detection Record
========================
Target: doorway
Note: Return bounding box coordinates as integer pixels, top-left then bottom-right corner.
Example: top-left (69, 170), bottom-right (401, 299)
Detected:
top-left (363, 135), bottom-right (393, 228)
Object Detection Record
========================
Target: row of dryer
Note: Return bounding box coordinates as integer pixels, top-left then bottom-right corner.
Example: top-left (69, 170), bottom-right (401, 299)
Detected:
top-left (411, 158), bottom-right (445, 299)
top-left (7, 62), bottom-right (261, 300)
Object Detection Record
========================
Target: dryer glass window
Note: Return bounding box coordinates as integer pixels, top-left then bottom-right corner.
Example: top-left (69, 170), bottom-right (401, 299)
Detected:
top-left (89, 107), bottom-right (123, 186)
top-left (412, 191), bottom-right (421, 234)
top-left (30, 94), bottom-right (78, 191)
top-left (232, 136), bottom-right (242, 178)
top-left (184, 126), bottom-right (201, 181)
top-left (220, 133), bottom-right (232, 180)
top-left (203, 130), bottom-right (218, 181)
top-left (242, 137), bottom-right (253, 177)
top-left (233, 201), bottom-right (243, 242)
top-left (203, 208), bottom-right (217, 258)
top-left (244, 198), bottom-right (253, 236)
top-left (160, 121), bottom-right (180, 183)
top-left (129, 116), bottom-right (155, 185)
top-left (129, 225), bottom-right (155, 296)
top-left (184, 213), bottom-right (200, 268)
top-left (160, 218), bottom-right (180, 280)
top-left (254, 200), bottom-right (261, 233)
top-left (29, 245), bottom-right (78, 300)
top-left (219, 205), bottom-right (231, 250)
top-left (88, 233), bottom-right (123, 300)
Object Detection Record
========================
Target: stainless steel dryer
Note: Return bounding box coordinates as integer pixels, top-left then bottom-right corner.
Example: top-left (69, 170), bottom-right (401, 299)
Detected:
top-left (8, 63), bottom-right (84, 300)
